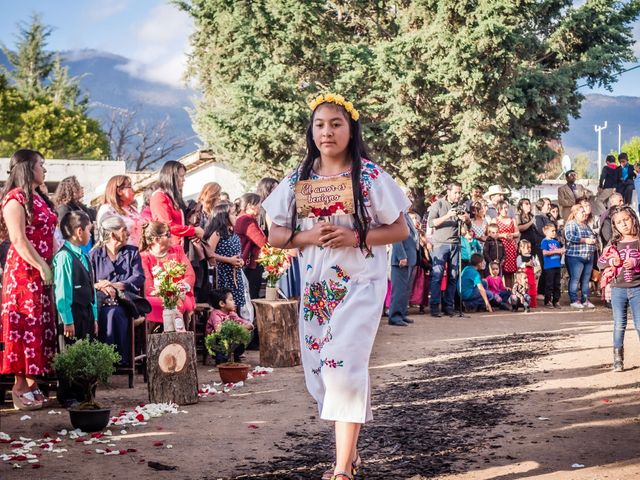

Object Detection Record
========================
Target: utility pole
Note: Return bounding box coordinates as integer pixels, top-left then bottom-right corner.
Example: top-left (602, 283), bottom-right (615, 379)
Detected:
top-left (618, 124), bottom-right (622, 153)
top-left (595, 121), bottom-right (608, 173)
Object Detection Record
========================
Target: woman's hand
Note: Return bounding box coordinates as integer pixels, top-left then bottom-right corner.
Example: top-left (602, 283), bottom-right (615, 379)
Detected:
top-left (319, 224), bottom-right (357, 249)
top-left (303, 221), bottom-right (335, 247)
top-left (39, 263), bottom-right (53, 286)
top-left (623, 258), bottom-right (635, 269)
top-left (193, 227), bottom-right (205, 239)
top-left (63, 324), bottom-right (75, 338)
top-left (230, 256), bottom-right (244, 268)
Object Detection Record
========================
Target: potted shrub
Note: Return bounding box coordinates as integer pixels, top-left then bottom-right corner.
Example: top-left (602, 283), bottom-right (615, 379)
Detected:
top-left (52, 339), bottom-right (121, 432)
top-left (205, 320), bottom-right (252, 384)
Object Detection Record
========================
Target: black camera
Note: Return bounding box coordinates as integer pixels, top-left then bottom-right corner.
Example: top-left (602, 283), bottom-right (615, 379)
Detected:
top-left (453, 205), bottom-right (467, 217)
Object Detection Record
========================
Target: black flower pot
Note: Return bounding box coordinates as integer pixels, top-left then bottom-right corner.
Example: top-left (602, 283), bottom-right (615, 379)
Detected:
top-left (69, 408), bottom-right (111, 432)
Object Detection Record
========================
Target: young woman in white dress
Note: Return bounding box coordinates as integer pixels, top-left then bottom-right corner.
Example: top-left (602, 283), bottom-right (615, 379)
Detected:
top-left (263, 94), bottom-right (410, 480)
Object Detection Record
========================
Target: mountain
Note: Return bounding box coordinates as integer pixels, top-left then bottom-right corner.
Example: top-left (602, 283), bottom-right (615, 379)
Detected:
top-left (0, 49), bottom-right (199, 164)
top-left (2, 49), bottom-right (638, 169)
top-left (562, 94), bottom-right (640, 163)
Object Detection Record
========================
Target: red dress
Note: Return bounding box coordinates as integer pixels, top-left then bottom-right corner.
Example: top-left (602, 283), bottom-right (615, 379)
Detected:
top-left (497, 218), bottom-right (517, 273)
top-left (150, 190), bottom-right (195, 246)
top-left (140, 245), bottom-right (196, 323)
top-left (1, 189), bottom-right (57, 375)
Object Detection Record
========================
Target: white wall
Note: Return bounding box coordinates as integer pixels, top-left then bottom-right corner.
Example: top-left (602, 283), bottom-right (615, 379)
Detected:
top-left (0, 158), bottom-right (126, 203)
top-left (182, 162), bottom-right (246, 202)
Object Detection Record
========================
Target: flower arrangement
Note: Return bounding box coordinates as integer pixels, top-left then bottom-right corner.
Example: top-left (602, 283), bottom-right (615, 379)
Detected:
top-left (308, 93), bottom-right (360, 121)
top-left (151, 260), bottom-right (190, 309)
top-left (256, 245), bottom-right (290, 288)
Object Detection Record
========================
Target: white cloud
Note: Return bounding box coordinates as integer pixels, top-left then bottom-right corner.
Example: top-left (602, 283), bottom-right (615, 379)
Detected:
top-left (88, 0), bottom-right (130, 21)
top-left (119, 3), bottom-right (193, 88)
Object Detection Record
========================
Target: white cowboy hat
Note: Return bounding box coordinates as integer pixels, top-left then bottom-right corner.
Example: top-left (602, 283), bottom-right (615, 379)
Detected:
top-left (483, 185), bottom-right (510, 199)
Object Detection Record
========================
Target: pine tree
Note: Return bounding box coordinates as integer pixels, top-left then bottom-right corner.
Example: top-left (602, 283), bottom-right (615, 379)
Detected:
top-left (178, 0), bottom-right (640, 206)
top-left (48, 55), bottom-right (87, 111)
top-left (0, 14), bottom-right (55, 100)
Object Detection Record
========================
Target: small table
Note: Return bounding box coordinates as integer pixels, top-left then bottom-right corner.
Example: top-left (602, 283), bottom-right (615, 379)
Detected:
top-left (252, 299), bottom-right (301, 368)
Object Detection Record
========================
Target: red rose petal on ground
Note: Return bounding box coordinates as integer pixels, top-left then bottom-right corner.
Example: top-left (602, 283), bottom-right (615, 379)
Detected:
top-left (32, 464), bottom-right (41, 469)
top-left (247, 424), bottom-right (259, 429)
top-left (156, 427), bottom-right (163, 431)
top-left (11, 455), bottom-right (27, 461)
top-left (138, 403), bottom-right (145, 407)
top-left (90, 433), bottom-right (103, 439)
top-left (119, 449), bottom-right (127, 455)
top-left (138, 459), bottom-right (146, 464)
top-left (0, 438), bottom-right (11, 443)
top-left (105, 448), bottom-right (112, 453)
top-left (135, 413), bottom-right (145, 421)
top-left (153, 441), bottom-right (164, 447)
top-left (75, 438), bottom-right (86, 443)
top-left (83, 449), bottom-right (93, 455)
top-left (43, 432), bottom-right (51, 438)
top-left (126, 448), bottom-right (137, 453)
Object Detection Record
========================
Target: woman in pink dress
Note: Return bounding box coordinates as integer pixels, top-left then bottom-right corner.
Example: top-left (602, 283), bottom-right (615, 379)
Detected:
top-left (139, 221), bottom-right (196, 328)
top-left (495, 201), bottom-right (520, 287)
top-left (0, 149), bottom-right (57, 410)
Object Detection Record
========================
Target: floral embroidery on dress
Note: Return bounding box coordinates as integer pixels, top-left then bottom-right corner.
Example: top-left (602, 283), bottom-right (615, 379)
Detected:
top-left (331, 265), bottom-right (350, 282)
top-left (303, 279), bottom-right (348, 325)
top-left (305, 326), bottom-right (333, 352)
top-left (312, 357), bottom-right (345, 375)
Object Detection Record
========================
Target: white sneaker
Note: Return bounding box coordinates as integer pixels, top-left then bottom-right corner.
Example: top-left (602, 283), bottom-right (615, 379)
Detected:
top-left (583, 301), bottom-right (596, 309)
top-left (570, 302), bottom-right (584, 309)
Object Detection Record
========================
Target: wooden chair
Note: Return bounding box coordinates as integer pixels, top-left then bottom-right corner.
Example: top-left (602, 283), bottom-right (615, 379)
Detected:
top-left (114, 317), bottom-right (147, 388)
top-left (192, 303), bottom-right (212, 365)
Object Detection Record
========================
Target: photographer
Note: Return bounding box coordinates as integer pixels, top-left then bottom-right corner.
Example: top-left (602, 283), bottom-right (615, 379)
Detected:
top-left (427, 182), bottom-right (469, 317)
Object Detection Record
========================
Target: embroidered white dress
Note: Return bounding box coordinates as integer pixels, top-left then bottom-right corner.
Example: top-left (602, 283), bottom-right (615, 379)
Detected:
top-left (263, 161), bottom-right (410, 423)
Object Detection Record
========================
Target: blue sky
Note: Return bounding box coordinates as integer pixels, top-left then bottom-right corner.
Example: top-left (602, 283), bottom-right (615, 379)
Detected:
top-left (0, 0), bottom-right (638, 94)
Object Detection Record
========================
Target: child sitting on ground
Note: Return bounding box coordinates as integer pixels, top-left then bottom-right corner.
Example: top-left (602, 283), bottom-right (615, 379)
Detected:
top-left (485, 261), bottom-right (511, 306)
top-left (460, 225), bottom-right (482, 269)
top-left (510, 270), bottom-right (531, 312)
top-left (206, 288), bottom-right (253, 363)
top-left (483, 224), bottom-right (505, 276)
top-left (516, 239), bottom-right (540, 308)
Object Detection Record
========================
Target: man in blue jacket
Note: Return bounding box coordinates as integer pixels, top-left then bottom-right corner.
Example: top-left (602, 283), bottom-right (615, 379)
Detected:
top-left (616, 152), bottom-right (635, 204)
top-left (388, 213), bottom-right (419, 326)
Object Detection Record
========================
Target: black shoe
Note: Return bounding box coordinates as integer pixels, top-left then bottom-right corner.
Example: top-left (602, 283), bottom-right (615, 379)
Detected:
top-left (553, 303), bottom-right (561, 309)
top-left (388, 320), bottom-right (409, 327)
top-left (499, 302), bottom-right (510, 311)
top-left (443, 309), bottom-right (455, 317)
top-left (604, 301), bottom-right (612, 309)
top-left (418, 306), bottom-right (425, 314)
top-left (430, 311), bottom-right (442, 318)
top-left (403, 317), bottom-right (415, 324)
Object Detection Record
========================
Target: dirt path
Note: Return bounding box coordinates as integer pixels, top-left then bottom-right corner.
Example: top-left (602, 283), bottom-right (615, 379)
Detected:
top-left (1, 306), bottom-right (639, 479)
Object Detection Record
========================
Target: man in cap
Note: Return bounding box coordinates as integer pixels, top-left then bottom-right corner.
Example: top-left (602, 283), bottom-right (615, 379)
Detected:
top-left (484, 185), bottom-right (514, 219)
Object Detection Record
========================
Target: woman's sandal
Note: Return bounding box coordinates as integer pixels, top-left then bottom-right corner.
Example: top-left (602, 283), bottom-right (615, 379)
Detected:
top-left (322, 452), bottom-right (361, 479)
top-left (30, 386), bottom-right (49, 405)
top-left (11, 390), bottom-right (43, 411)
top-left (330, 472), bottom-right (352, 480)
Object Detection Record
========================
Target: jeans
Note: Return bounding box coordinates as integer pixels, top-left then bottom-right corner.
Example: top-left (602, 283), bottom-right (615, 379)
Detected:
top-left (389, 264), bottom-right (415, 323)
top-left (463, 280), bottom-right (494, 309)
top-left (566, 255), bottom-right (593, 303)
top-left (611, 286), bottom-right (640, 348)
top-left (429, 243), bottom-right (460, 313)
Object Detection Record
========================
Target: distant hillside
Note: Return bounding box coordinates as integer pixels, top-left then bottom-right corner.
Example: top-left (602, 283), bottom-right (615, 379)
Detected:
top-left (562, 94), bottom-right (640, 162)
top-left (0, 49), bottom-right (199, 165)
top-left (2, 49), bottom-right (638, 170)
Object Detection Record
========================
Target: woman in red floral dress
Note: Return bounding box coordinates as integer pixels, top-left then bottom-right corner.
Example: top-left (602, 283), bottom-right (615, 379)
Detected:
top-left (0, 150), bottom-right (57, 410)
top-left (495, 201), bottom-right (520, 287)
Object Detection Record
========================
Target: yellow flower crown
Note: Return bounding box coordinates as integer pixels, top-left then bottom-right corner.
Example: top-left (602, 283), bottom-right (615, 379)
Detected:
top-left (308, 93), bottom-right (360, 121)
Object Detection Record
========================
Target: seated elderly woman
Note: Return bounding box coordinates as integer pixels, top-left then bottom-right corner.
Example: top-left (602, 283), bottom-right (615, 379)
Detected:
top-left (139, 221), bottom-right (195, 330)
top-left (89, 215), bottom-right (146, 366)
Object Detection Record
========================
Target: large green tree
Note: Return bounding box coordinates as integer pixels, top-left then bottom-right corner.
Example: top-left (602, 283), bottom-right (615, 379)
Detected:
top-left (0, 16), bottom-right (108, 158)
top-left (178, 0), bottom-right (640, 207)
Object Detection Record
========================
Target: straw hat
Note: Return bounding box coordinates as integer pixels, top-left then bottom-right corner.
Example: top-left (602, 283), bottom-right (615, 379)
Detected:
top-left (483, 185), bottom-right (510, 199)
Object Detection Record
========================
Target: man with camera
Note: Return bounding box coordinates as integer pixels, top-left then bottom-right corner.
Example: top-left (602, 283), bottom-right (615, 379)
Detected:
top-left (427, 182), bottom-right (469, 317)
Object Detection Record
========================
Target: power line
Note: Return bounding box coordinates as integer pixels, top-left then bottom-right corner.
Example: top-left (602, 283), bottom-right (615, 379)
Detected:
top-left (577, 64), bottom-right (640, 89)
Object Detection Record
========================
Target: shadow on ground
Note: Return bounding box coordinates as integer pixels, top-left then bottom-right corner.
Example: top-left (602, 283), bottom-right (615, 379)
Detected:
top-left (227, 333), bottom-right (565, 480)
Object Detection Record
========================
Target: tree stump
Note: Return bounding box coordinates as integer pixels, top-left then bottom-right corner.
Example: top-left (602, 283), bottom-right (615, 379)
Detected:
top-left (252, 299), bottom-right (300, 368)
top-left (147, 332), bottom-right (199, 405)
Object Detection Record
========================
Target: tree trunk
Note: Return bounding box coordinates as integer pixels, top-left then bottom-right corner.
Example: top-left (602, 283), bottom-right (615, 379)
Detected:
top-left (147, 332), bottom-right (199, 405)
top-left (252, 299), bottom-right (300, 368)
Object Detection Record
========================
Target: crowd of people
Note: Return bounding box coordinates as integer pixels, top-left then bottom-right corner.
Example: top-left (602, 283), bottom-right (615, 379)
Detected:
top-left (0, 151), bottom-right (279, 411)
top-left (385, 161), bottom-right (640, 325)
top-left (1, 89), bottom-right (638, 480)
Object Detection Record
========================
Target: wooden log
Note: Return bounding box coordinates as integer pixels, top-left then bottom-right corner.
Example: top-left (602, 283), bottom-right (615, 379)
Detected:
top-left (252, 299), bottom-right (300, 368)
top-left (147, 332), bottom-right (199, 405)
